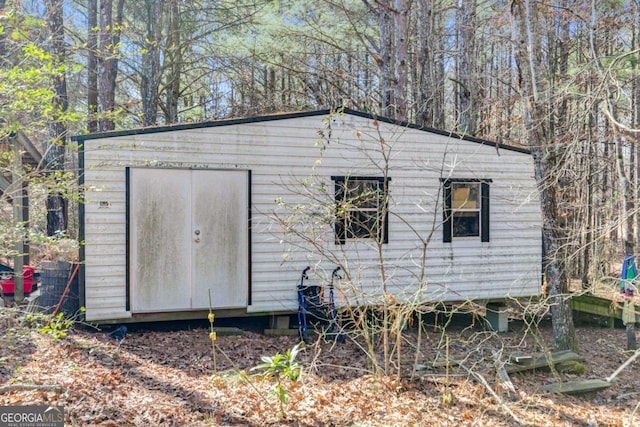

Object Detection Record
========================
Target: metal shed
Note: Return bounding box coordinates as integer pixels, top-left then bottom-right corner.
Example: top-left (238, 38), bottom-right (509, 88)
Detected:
top-left (73, 109), bottom-right (542, 323)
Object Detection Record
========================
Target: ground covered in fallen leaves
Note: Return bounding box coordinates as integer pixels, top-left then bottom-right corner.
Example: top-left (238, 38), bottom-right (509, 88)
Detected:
top-left (0, 309), bottom-right (638, 426)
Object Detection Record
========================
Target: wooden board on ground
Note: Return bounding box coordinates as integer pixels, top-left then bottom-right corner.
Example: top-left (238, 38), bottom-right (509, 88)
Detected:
top-left (508, 352), bottom-right (533, 364)
top-left (505, 350), bottom-right (584, 374)
top-left (429, 359), bottom-right (463, 369)
top-left (540, 379), bottom-right (611, 395)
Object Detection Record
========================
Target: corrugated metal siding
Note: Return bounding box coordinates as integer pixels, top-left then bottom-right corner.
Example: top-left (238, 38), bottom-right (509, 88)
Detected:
top-left (81, 113), bottom-right (541, 321)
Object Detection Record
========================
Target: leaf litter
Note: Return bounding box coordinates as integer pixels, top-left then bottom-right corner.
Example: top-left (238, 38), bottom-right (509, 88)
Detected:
top-left (0, 315), bottom-right (638, 426)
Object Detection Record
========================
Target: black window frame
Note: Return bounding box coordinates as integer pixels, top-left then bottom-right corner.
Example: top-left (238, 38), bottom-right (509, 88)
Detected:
top-left (332, 176), bottom-right (390, 245)
top-left (441, 178), bottom-right (491, 243)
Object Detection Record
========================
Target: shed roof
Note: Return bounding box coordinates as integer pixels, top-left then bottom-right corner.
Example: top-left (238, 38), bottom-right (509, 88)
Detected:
top-left (72, 108), bottom-right (531, 155)
top-left (0, 131), bottom-right (43, 192)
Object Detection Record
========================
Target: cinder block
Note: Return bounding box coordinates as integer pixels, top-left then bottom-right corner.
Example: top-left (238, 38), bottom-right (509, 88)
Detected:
top-left (272, 315), bottom-right (291, 330)
top-left (486, 304), bottom-right (509, 332)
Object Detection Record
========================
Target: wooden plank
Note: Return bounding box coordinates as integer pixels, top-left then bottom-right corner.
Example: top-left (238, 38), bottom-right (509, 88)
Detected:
top-left (430, 359), bottom-right (462, 369)
top-left (505, 350), bottom-right (584, 373)
top-left (14, 131), bottom-right (43, 166)
top-left (540, 379), bottom-right (611, 395)
top-left (509, 352), bottom-right (533, 364)
top-left (571, 294), bottom-right (640, 323)
top-left (493, 350), bottom-right (516, 396)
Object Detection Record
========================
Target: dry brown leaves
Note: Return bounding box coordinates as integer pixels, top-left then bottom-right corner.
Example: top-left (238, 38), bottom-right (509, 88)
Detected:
top-left (0, 316), bottom-right (639, 426)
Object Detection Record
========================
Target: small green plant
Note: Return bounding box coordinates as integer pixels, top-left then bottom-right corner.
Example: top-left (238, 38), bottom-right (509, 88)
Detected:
top-left (37, 307), bottom-right (86, 340)
top-left (251, 343), bottom-right (303, 416)
top-left (207, 290), bottom-right (217, 371)
top-left (22, 312), bottom-right (51, 329)
top-left (39, 312), bottom-right (73, 339)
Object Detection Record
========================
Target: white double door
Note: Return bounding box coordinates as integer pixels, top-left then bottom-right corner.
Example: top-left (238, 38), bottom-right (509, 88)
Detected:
top-left (130, 168), bottom-right (248, 312)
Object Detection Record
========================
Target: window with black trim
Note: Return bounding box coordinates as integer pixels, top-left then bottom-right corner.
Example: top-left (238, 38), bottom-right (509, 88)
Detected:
top-left (333, 176), bottom-right (389, 244)
top-left (442, 178), bottom-right (491, 242)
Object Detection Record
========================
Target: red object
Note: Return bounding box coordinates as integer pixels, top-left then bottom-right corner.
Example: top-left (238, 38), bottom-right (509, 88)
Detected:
top-left (1, 266), bottom-right (36, 294)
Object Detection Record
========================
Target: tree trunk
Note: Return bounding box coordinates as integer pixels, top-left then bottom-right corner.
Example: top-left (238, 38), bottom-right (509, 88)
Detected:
top-left (378, 2), bottom-right (395, 117)
top-left (12, 140), bottom-right (24, 302)
top-left (511, 0), bottom-right (577, 352)
top-left (634, 2), bottom-right (640, 250)
top-left (165, 0), bottom-right (181, 124)
top-left (393, 0), bottom-right (408, 121)
top-left (87, 0), bottom-right (98, 132)
top-left (98, 0), bottom-right (115, 131)
top-left (587, 0), bottom-right (635, 256)
top-left (416, 0), bottom-right (433, 127)
top-left (613, 131), bottom-right (635, 255)
top-left (98, 0), bottom-right (124, 131)
top-left (416, 0), bottom-right (445, 128)
top-left (457, 0), bottom-right (478, 135)
top-left (141, 0), bottom-right (163, 126)
top-left (0, 0), bottom-right (6, 61)
top-left (45, 0), bottom-right (68, 236)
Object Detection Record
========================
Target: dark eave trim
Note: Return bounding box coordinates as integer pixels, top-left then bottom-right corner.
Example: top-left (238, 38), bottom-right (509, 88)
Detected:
top-left (341, 109), bottom-right (530, 155)
top-left (71, 108), bottom-right (530, 155)
top-left (71, 110), bottom-right (333, 142)
top-left (439, 178), bottom-right (494, 183)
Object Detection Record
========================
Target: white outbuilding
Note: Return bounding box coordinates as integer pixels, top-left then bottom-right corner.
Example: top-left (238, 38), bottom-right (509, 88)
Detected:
top-left (73, 109), bottom-right (542, 323)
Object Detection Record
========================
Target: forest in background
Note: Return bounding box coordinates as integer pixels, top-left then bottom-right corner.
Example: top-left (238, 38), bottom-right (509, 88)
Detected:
top-left (4, 3), bottom-right (640, 423)
top-left (1, 0), bottom-right (640, 309)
